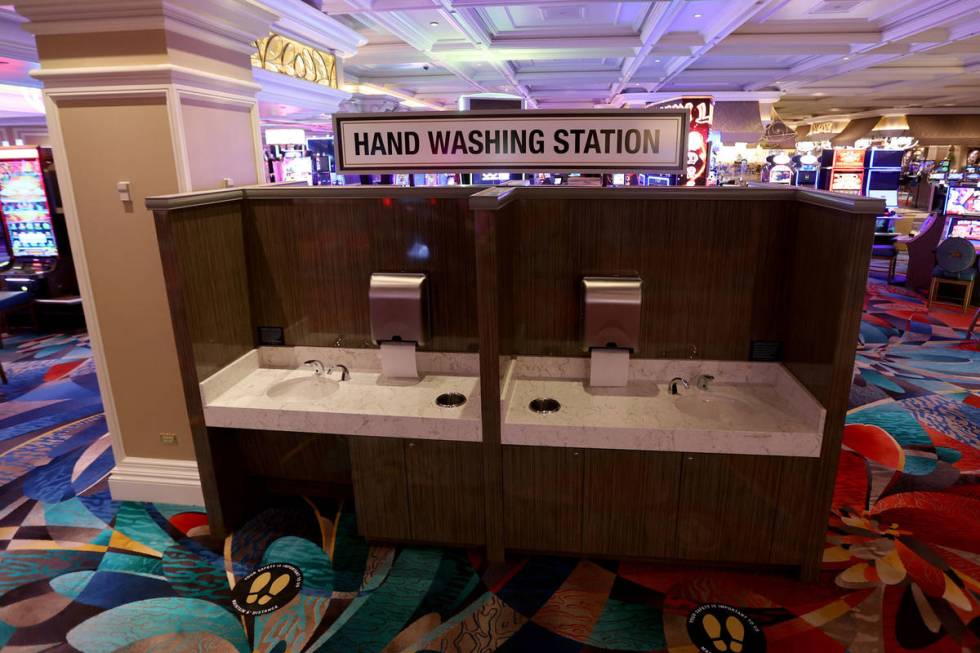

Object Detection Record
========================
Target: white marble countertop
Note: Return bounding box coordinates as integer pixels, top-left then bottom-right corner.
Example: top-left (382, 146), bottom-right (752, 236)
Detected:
top-left (200, 348), bottom-right (482, 441)
top-left (500, 356), bottom-right (825, 457)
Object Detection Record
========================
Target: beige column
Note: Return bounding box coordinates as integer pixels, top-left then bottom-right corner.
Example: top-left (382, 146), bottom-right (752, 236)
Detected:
top-left (14, 0), bottom-right (278, 504)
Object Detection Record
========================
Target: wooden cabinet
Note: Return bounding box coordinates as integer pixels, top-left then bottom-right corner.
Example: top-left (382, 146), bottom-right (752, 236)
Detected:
top-left (349, 437), bottom-right (485, 546)
top-left (582, 449), bottom-right (683, 558)
top-left (353, 438), bottom-right (810, 567)
top-left (770, 457), bottom-right (822, 565)
top-left (675, 453), bottom-right (783, 563)
top-left (503, 445), bottom-right (584, 553)
top-left (349, 437), bottom-right (412, 541)
top-left (405, 440), bottom-right (485, 546)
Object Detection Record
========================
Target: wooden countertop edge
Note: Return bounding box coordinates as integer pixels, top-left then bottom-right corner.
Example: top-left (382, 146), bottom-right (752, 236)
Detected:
top-left (146, 181), bottom-right (885, 216)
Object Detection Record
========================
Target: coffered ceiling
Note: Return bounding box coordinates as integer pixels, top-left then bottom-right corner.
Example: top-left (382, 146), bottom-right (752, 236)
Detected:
top-left (325, 0), bottom-right (980, 121)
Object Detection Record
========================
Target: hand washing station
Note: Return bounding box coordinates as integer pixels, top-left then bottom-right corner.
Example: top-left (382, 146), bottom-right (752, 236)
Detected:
top-left (148, 183), bottom-right (882, 580)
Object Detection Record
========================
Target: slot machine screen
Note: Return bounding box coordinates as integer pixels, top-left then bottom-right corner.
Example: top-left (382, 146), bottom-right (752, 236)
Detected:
top-left (833, 149), bottom-right (866, 169)
top-left (945, 186), bottom-right (980, 216)
top-left (281, 152), bottom-right (313, 185)
top-left (0, 149), bottom-right (57, 258)
top-left (868, 189), bottom-right (899, 208)
top-left (770, 165), bottom-right (793, 184)
top-left (830, 171), bottom-right (864, 192)
top-left (869, 149), bottom-right (904, 168)
top-left (474, 172), bottom-right (511, 184)
top-left (949, 219), bottom-right (980, 242)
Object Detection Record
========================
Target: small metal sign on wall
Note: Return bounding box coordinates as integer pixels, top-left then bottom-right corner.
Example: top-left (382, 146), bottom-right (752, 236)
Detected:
top-left (332, 109), bottom-right (689, 174)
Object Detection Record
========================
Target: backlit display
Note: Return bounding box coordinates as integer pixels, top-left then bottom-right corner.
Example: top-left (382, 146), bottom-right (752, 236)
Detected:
top-left (946, 186), bottom-right (980, 216)
top-left (830, 171), bottom-right (864, 192)
top-left (833, 149), bottom-right (866, 169)
top-left (0, 151), bottom-right (57, 257)
top-left (949, 219), bottom-right (980, 241)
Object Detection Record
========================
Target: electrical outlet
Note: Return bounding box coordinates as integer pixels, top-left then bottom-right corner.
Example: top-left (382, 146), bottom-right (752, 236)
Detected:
top-left (160, 432), bottom-right (178, 445)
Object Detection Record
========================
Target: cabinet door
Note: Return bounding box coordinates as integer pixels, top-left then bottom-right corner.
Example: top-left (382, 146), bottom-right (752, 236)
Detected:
top-left (349, 437), bottom-right (411, 541)
top-left (405, 440), bottom-right (485, 546)
top-left (770, 457), bottom-right (821, 565)
top-left (582, 449), bottom-right (682, 558)
top-left (676, 453), bottom-right (782, 563)
top-left (503, 445), bottom-right (584, 553)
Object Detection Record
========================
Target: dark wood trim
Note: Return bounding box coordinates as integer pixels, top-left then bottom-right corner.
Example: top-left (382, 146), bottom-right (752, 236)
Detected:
top-left (475, 206), bottom-right (505, 562)
top-left (146, 184), bottom-right (885, 215)
top-left (153, 209), bottom-right (240, 537)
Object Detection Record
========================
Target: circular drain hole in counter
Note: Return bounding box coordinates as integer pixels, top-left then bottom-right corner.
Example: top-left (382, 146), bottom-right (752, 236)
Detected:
top-left (529, 397), bottom-right (561, 414)
top-left (435, 392), bottom-right (467, 408)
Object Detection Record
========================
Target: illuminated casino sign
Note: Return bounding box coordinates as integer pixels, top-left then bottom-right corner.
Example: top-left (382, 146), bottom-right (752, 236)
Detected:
top-left (332, 109), bottom-right (689, 173)
top-left (251, 33), bottom-right (338, 89)
top-left (650, 98), bottom-right (712, 186)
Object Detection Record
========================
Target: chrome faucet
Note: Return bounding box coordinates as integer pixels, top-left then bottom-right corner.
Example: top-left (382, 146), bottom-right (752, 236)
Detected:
top-left (669, 377), bottom-right (689, 395)
top-left (304, 360), bottom-right (325, 376)
top-left (327, 364), bottom-right (351, 381)
top-left (695, 374), bottom-right (715, 391)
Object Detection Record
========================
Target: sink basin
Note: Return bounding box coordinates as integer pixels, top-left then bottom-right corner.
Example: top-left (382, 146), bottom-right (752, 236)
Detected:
top-left (266, 375), bottom-right (339, 401)
top-left (673, 394), bottom-right (751, 420)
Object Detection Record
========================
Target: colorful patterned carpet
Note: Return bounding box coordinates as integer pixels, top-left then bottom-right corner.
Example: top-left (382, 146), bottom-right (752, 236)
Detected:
top-left (0, 279), bottom-right (977, 652)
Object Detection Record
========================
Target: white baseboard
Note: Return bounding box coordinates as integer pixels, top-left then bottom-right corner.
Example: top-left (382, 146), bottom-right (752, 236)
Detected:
top-left (108, 456), bottom-right (205, 506)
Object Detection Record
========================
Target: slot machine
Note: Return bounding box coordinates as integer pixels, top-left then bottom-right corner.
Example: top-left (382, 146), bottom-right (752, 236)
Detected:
top-left (0, 146), bottom-right (76, 297)
top-left (944, 186), bottom-right (980, 251)
top-left (819, 148), bottom-right (866, 194)
top-left (864, 149), bottom-right (903, 208)
top-left (769, 153), bottom-right (794, 184)
top-left (793, 154), bottom-right (819, 186)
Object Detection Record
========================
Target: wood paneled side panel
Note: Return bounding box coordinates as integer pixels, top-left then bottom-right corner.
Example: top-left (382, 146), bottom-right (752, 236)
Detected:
top-left (782, 204), bottom-right (877, 580)
top-left (349, 436), bottom-right (412, 541)
top-left (155, 208), bottom-right (246, 538)
top-left (496, 199), bottom-right (796, 359)
top-left (582, 449), bottom-right (682, 558)
top-left (503, 446), bottom-right (584, 552)
top-left (245, 197), bottom-right (479, 352)
top-left (676, 453), bottom-right (783, 564)
top-left (168, 201), bottom-right (253, 380)
top-left (476, 207), bottom-right (505, 561)
top-left (405, 440), bottom-right (485, 546)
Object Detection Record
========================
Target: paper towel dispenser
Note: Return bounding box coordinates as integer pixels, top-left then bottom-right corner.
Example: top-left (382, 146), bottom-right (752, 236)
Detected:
top-left (582, 276), bottom-right (642, 352)
top-left (369, 272), bottom-right (428, 346)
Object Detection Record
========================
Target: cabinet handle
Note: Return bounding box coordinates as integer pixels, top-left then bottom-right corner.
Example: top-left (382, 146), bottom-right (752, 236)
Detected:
top-left (572, 451), bottom-right (580, 457)
top-left (407, 442), bottom-right (415, 448)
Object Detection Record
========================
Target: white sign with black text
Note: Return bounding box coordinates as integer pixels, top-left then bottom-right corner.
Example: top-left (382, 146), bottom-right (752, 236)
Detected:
top-left (332, 109), bottom-right (689, 173)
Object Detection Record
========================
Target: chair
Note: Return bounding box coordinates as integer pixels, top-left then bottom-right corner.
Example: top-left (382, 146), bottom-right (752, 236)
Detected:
top-left (899, 213), bottom-right (945, 292)
top-left (928, 237), bottom-right (977, 313)
top-left (0, 290), bottom-right (33, 349)
top-left (870, 242), bottom-right (898, 282)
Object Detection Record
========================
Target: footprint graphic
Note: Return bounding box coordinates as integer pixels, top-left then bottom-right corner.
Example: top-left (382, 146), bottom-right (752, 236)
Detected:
top-left (245, 571), bottom-right (292, 606)
top-left (727, 615), bottom-right (745, 653)
top-left (702, 614), bottom-right (727, 651)
top-left (701, 613), bottom-right (747, 653)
